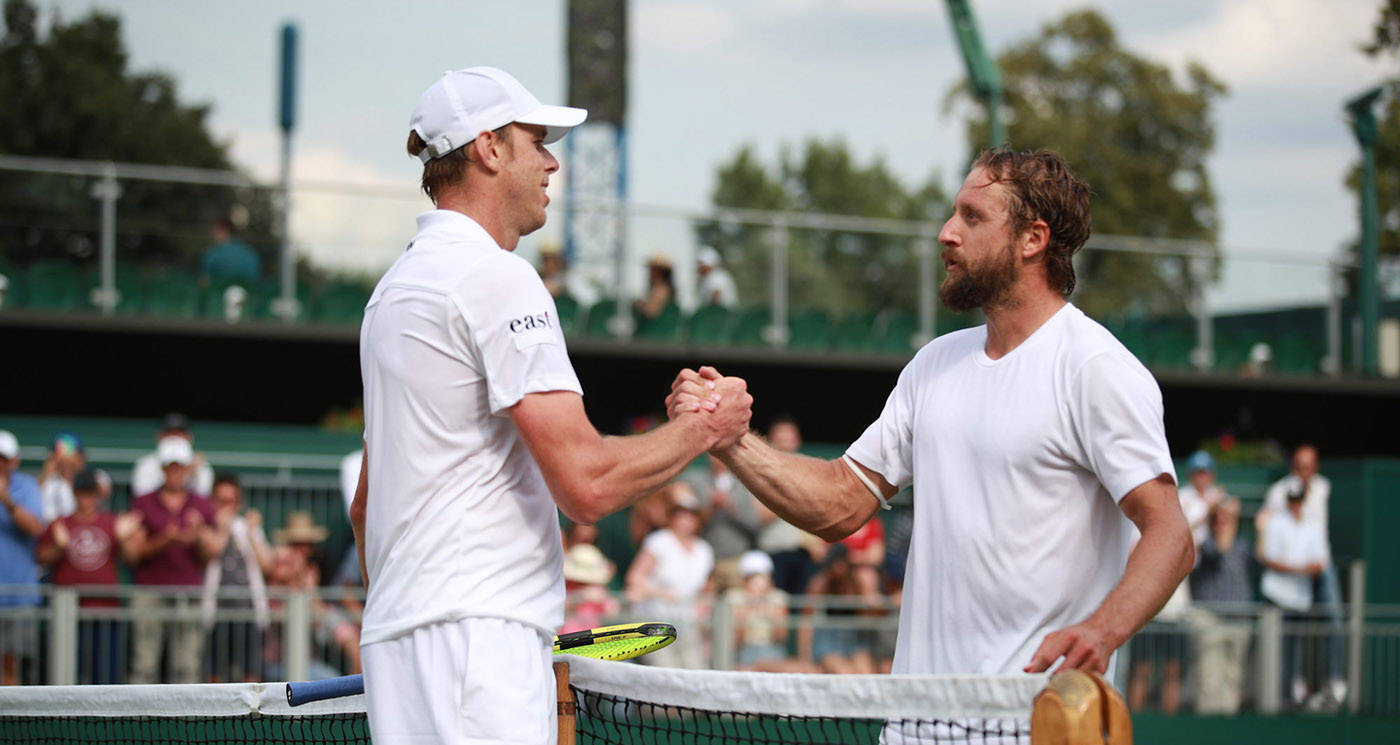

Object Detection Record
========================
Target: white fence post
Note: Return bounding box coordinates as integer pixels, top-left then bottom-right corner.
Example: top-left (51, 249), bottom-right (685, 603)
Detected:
top-left (1256, 605), bottom-right (1284, 715)
top-left (916, 234), bottom-right (937, 348)
top-left (1348, 560), bottom-right (1366, 714)
top-left (284, 590), bottom-right (312, 683)
top-left (711, 594), bottom-right (734, 671)
top-left (48, 588), bottom-right (78, 686)
top-left (766, 219), bottom-right (789, 348)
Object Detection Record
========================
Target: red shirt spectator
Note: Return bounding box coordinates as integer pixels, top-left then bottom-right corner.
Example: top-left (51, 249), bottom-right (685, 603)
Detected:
top-left (39, 513), bottom-right (121, 606)
top-left (129, 489), bottom-right (215, 586)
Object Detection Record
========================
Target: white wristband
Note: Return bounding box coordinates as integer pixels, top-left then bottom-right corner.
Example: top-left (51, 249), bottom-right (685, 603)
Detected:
top-left (842, 455), bottom-right (891, 510)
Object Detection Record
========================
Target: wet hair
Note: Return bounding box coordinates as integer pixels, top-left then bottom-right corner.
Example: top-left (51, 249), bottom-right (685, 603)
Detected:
top-left (972, 149), bottom-right (1092, 297)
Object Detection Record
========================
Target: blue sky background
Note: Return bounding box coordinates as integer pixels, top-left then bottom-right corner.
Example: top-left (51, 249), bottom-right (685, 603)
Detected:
top-left (37, 0), bottom-right (1394, 307)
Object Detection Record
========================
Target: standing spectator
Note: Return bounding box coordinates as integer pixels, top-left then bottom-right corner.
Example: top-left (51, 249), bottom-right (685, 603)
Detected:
top-left (263, 544), bottom-right (342, 681)
top-left (1178, 451), bottom-right (1223, 548)
top-left (723, 550), bottom-right (803, 672)
top-left (696, 247), bottom-right (738, 309)
top-left (123, 436), bottom-right (217, 684)
top-left (275, 511), bottom-right (362, 676)
top-left (36, 468), bottom-right (138, 684)
top-left (685, 456), bottom-right (762, 591)
top-left (1188, 499), bottom-right (1254, 714)
top-left (1259, 485), bottom-right (1329, 709)
top-left (628, 488), bottom-right (673, 548)
top-left (0, 431), bottom-right (43, 685)
top-left (200, 473), bottom-right (273, 682)
top-left (625, 485), bottom-right (714, 668)
top-left (633, 255), bottom-right (676, 321)
top-left (201, 216), bottom-right (261, 284)
top-left (799, 545), bottom-right (877, 675)
top-left (132, 415), bottom-right (215, 498)
top-left (38, 431), bottom-right (84, 522)
top-left (757, 416), bottom-right (820, 594)
top-left (538, 244), bottom-right (569, 299)
top-left (1257, 444), bottom-right (1345, 706)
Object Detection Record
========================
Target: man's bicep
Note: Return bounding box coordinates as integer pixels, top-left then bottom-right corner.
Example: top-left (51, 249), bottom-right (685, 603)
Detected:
top-left (1118, 474), bottom-right (1184, 530)
top-left (509, 391), bottom-right (601, 470)
top-left (841, 454), bottom-right (899, 503)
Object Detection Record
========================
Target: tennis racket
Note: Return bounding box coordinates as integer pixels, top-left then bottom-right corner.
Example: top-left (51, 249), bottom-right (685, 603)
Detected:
top-left (286, 621), bottom-right (676, 706)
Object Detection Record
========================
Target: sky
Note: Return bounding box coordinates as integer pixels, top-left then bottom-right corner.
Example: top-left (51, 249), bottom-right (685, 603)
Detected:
top-left (34, 0), bottom-right (1396, 309)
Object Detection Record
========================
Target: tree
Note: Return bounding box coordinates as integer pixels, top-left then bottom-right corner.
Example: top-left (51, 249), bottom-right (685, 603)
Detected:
top-left (1351, 0), bottom-right (1400, 260)
top-left (696, 140), bottom-right (947, 318)
top-left (948, 9), bottom-right (1226, 320)
top-left (0, 0), bottom-right (275, 268)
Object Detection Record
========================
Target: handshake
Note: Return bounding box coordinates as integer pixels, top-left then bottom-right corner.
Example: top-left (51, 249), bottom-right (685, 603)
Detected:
top-left (665, 366), bottom-right (753, 452)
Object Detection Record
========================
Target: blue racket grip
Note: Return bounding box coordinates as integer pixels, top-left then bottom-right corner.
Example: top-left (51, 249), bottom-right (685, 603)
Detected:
top-left (286, 674), bottom-right (364, 706)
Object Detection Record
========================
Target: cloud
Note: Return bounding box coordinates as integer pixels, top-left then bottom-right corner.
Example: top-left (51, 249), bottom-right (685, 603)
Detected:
top-left (635, 2), bottom-right (739, 54)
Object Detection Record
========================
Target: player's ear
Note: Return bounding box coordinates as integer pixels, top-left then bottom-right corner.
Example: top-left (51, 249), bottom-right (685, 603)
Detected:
top-left (471, 130), bottom-right (505, 174)
top-left (1021, 219), bottom-right (1050, 260)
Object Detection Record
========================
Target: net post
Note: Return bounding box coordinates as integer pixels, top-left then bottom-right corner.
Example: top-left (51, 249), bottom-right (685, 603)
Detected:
top-left (47, 587), bottom-right (78, 685)
top-left (555, 660), bottom-right (577, 745)
top-left (1255, 605), bottom-right (1283, 715)
top-left (284, 590), bottom-right (312, 683)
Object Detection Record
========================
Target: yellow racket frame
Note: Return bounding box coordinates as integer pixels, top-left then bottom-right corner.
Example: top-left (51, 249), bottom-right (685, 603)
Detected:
top-left (552, 622), bottom-right (677, 661)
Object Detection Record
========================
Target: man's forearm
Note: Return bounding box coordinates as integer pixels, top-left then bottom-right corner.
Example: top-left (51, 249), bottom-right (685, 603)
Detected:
top-left (571, 416), bottom-right (714, 522)
top-left (716, 433), bottom-right (877, 541)
top-left (1082, 521), bottom-right (1193, 649)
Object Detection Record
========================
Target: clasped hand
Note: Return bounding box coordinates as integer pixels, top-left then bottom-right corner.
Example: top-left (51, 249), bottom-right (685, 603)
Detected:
top-left (666, 365), bottom-right (751, 451)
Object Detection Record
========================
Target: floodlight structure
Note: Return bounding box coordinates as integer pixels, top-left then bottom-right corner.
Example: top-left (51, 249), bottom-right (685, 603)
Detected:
top-left (1346, 85), bottom-right (1384, 376)
top-left (946, 0), bottom-right (1005, 149)
top-left (565, 0), bottom-right (630, 337)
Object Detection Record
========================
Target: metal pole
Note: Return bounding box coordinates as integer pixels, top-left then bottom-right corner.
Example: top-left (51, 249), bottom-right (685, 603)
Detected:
top-left (48, 588), bottom-right (78, 686)
top-left (711, 594), bottom-right (734, 671)
top-left (1346, 87), bottom-right (1384, 376)
top-left (916, 234), bottom-right (936, 346)
top-left (1326, 261), bottom-right (1345, 375)
top-left (767, 220), bottom-right (789, 348)
top-left (284, 589), bottom-right (312, 683)
top-left (1190, 254), bottom-right (1214, 370)
top-left (89, 163), bottom-right (121, 315)
top-left (274, 136), bottom-right (298, 322)
top-left (1347, 560), bottom-right (1365, 714)
top-left (612, 126), bottom-right (631, 340)
top-left (1256, 605), bottom-right (1283, 715)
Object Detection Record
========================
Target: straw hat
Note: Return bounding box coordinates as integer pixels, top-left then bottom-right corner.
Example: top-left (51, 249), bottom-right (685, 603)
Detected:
top-left (562, 543), bottom-right (614, 585)
top-left (275, 511), bottom-right (329, 544)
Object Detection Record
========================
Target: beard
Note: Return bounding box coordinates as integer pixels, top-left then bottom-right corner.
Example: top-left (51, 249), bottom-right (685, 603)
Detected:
top-left (939, 239), bottom-right (1020, 313)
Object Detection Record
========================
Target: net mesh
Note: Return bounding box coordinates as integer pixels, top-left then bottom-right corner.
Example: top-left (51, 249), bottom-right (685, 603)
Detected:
top-left (0, 657), bottom-right (1040, 744)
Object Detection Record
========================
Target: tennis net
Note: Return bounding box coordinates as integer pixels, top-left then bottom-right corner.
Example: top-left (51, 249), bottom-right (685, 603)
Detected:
top-left (0, 656), bottom-right (1047, 744)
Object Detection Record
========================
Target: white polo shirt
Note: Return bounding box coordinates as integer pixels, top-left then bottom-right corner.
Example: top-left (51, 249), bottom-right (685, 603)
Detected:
top-left (359, 210), bottom-right (581, 646)
top-left (847, 303), bottom-right (1173, 675)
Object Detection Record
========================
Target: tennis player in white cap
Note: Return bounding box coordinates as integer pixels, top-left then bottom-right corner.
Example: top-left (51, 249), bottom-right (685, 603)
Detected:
top-left (353, 67), bottom-right (752, 744)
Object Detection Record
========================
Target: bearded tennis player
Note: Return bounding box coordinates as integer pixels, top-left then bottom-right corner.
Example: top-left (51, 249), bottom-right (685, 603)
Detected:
top-left (352, 67), bottom-right (752, 745)
top-left (669, 149), bottom-right (1193, 678)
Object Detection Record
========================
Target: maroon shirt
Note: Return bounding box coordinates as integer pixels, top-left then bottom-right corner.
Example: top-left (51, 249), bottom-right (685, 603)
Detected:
top-left (130, 490), bottom-right (215, 586)
top-left (39, 512), bottom-right (121, 607)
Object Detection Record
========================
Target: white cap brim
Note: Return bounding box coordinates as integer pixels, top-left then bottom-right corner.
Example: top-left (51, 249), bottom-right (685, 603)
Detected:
top-left (516, 104), bottom-right (588, 144)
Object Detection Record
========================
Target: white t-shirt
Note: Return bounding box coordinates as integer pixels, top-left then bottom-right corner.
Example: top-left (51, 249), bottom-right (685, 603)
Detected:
top-left (131, 453), bottom-right (214, 498)
top-left (1263, 473), bottom-right (1331, 556)
top-left (1260, 509), bottom-right (1327, 612)
top-left (359, 210), bottom-right (582, 646)
top-left (39, 476), bottom-right (75, 523)
top-left (698, 268), bottom-right (738, 309)
top-left (638, 529), bottom-right (715, 601)
top-left (1177, 483), bottom-right (1220, 549)
top-left (847, 303), bottom-right (1173, 675)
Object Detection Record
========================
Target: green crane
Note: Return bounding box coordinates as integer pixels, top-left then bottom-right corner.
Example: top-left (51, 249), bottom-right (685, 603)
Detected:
top-left (945, 0), bottom-right (1004, 149)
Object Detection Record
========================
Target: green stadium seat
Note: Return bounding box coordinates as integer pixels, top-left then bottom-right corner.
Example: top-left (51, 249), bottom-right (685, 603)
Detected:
top-left (833, 311), bottom-right (880, 353)
top-left (253, 279), bottom-right (312, 322)
top-left (686, 304), bottom-right (735, 346)
top-left (554, 294), bottom-right (581, 337)
top-left (24, 259), bottom-right (86, 312)
top-left (315, 281), bottom-right (371, 325)
top-left (88, 262), bottom-right (144, 315)
top-left (733, 307), bottom-right (774, 347)
top-left (878, 311), bottom-right (920, 355)
top-left (634, 301), bottom-right (682, 343)
top-left (585, 298), bottom-right (624, 338)
top-left (202, 279), bottom-right (263, 322)
top-left (1275, 333), bottom-right (1322, 375)
top-left (142, 269), bottom-right (200, 318)
top-left (788, 308), bottom-right (833, 351)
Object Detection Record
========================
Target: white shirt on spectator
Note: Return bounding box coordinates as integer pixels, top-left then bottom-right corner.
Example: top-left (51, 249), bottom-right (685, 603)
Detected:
top-left (1177, 483), bottom-right (1220, 549)
top-left (359, 210), bottom-right (581, 646)
top-left (131, 453), bottom-right (214, 497)
top-left (1260, 508), bottom-right (1328, 612)
top-left (1263, 473), bottom-right (1331, 556)
top-left (39, 476), bottom-right (75, 523)
top-left (847, 303), bottom-right (1173, 675)
top-left (698, 268), bottom-right (738, 309)
top-left (638, 529), bottom-right (714, 602)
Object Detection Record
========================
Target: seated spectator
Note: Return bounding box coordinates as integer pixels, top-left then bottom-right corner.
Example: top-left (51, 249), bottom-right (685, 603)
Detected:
top-left (799, 545), bottom-right (876, 675)
top-left (1257, 444), bottom-right (1345, 708)
top-left (0, 430), bottom-right (43, 685)
top-left (696, 246), bottom-right (738, 309)
top-left (1188, 498), bottom-right (1254, 714)
top-left (132, 414), bottom-right (215, 497)
top-left (263, 544), bottom-right (342, 681)
top-left (275, 511), bottom-right (362, 676)
top-left (122, 436), bottom-right (217, 684)
top-left (201, 473), bottom-right (273, 682)
top-left (725, 550), bottom-right (808, 672)
top-left (38, 431), bottom-right (85, 522)
top-left (36, 468), bottom-right (138, 684)
top-left (1260, 484), bottom-right (1329, 709)
top-left (685, 455), bottom-right (762, 591)
top-left (538, 243), bottom-right (569, 299)
top-left (560, 542), bottom-right (619, 635)
top-left (633, 255), bottom-right (675, 321)
top-left (1179, 451), bottom-right (1223, 548)
top-left (625, 485), bottom-right (714, 669)
top-left (201, 216), bottom-right (261, 284)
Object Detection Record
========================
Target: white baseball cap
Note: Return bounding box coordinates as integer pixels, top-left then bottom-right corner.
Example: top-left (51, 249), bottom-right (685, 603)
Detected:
top-left (410, 67), bottom-right (587, 163)
top-left (157, 435), bottom-right (194, 466)
top-left (0, 430), bottom-right (18, 460)
top-left (738, 550), bottom-right (774, 578)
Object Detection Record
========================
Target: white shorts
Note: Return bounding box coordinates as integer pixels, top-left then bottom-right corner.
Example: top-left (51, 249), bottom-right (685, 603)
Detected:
top-left (362, 617), bottom-right (556, 745)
